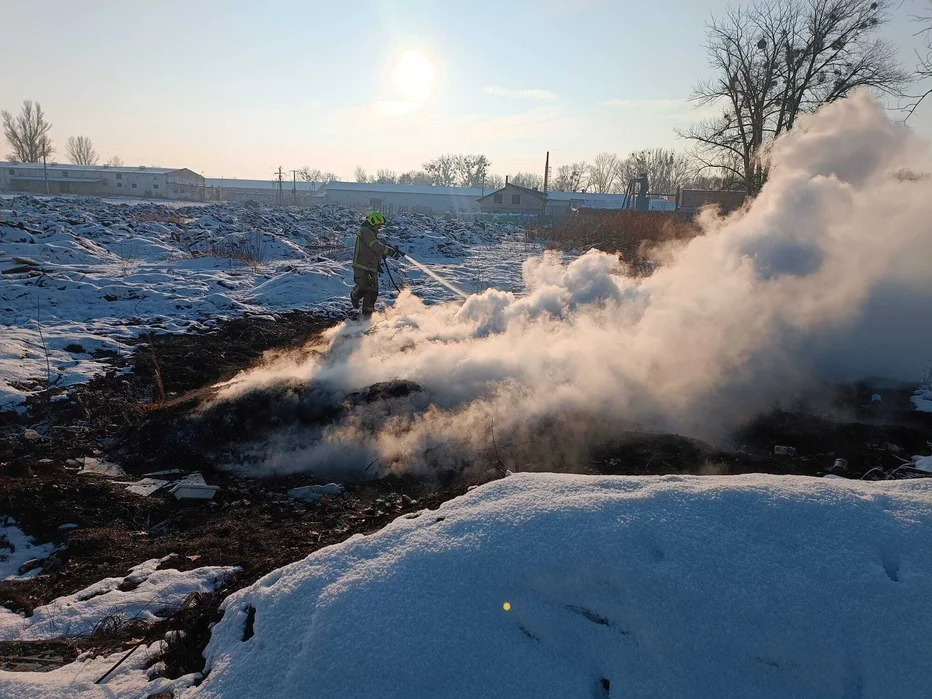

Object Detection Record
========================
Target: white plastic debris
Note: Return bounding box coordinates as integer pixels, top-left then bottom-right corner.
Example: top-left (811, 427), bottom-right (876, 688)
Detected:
top-left (911, 456), bottom-right (932, 473)
top-left (123, 478), bottom-right (170, 497)
top-left (287, 484), bottom-right (344, 503)
top-left (774, 446), bottom-right (797, 457)
top-left (78, 456), bottom-right (126, 478)
top-left (169, 473), bottom-right (220, 500)
top-left (23, 429), bottom-right (41, 440)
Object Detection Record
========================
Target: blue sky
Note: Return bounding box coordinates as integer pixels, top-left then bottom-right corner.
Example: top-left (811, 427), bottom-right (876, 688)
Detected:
top-left (3, 0), bottom-right (931, 179)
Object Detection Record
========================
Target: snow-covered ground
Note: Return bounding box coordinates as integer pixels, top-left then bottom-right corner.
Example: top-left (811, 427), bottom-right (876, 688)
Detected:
top-left (5, 473), bottom-right (928, 698)
top-left (0, 197), bottom-right (530, 408)
top-left (187, 473), bottom-right (932, 699)
top-left (0, 641), bottom-right (196, 699)
top-left (0, 517), bottom-right (57, 582)
top-left (0, 555), bottom-right (237, 641)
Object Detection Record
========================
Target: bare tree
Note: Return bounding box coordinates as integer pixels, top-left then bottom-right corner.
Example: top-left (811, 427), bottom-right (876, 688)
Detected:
top-left (484, 173), bottom-right (505, 190)
top-left (905, 3), bottom-right (932, 120)
top-left (508, 172), bottom-right (544, 189)
top-left (398, 170), bottom-right (433, 185)
top-left (453, 154), bottom-right (491, 188)
top-left (616, 148), bottom-right (693, 194)
top-left (65, 135), bottom-right (98, 166)
top-left (552, 162), bottom-right (589, 192)
top-left (683, 0), bottom-right (907, 195)
top-left (375, 169), bottom-right (398, 184)
top-left (298, 166), bottom-right (322, 182)
top-left (2, 100), bottom-right (53, 162)
top-left (587, 152), bottom-right (620, 193)
top-left (105, 155), bottom-right (124, 167)
top-left (354, 165), bottom-right (370, 183)
top-left (422, 154), bottom-right (457, 186)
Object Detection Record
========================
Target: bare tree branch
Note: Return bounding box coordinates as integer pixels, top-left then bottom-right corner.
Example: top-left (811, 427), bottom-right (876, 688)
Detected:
top-left (683, 0), bottom-right (908, 194)
top-left (65, 135), bottom-right (98, 166)
top-left (2, 100), bottom-right (53, 162)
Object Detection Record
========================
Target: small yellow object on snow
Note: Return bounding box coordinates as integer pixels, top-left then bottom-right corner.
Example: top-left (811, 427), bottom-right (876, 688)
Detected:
top-left (502, 602), bottom-right (511, 611)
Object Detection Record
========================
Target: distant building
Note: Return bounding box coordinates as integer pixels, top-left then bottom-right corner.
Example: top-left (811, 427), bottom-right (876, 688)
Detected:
top-left (205, 178), bottom-right (324, 205)
top-left (479, 182), bottom-right (676, 219)
top-left (0, 162), bottom-right (205, 200)
top-left (322, 181), bottom-right (485, 215)
top-left (477, 182), bottom-right (548, 215)
top-left (675, 188), bottom-right (747, 214)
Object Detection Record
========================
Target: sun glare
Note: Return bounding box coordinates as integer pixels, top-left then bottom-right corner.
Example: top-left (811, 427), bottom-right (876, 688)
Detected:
top-left (392, 51), bottom-right (435, 102)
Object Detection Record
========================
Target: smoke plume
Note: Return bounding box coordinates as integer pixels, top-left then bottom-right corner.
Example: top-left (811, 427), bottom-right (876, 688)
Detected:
top-left (211, 92), bottom-right (932, 480)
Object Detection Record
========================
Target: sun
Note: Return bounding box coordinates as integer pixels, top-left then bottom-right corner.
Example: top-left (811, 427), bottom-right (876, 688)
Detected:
top-left (392, 51), bottom-right (435, 102)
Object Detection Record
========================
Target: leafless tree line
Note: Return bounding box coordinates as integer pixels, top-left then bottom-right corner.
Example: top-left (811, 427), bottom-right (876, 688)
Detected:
top-left (2, 100), bottom-right (124, 166)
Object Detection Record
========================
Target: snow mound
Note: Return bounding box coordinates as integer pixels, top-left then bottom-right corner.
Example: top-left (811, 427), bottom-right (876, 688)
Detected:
top-left (0, 556), bottom-right (237, 641)
top-left (191, 474), bottom-right (932, 699)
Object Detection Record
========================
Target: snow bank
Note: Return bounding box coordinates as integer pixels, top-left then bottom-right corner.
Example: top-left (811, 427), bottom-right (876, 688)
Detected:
top-left (0, 198), bottom-right (527, 408)
top-left (0, 556), bottom-right (238, 641)
top-left (189, 474), bottom-right (932, 699)
top-left (0, 517), bottom-right (56, 581)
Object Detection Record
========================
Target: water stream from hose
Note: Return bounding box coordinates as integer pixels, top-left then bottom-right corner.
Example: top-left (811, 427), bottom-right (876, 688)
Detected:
top-left (402, 254), bottom-right (470, 299)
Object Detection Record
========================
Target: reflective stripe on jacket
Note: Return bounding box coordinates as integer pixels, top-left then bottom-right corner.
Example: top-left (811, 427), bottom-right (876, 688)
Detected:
top-left (352, 223), bottom-right (388, 272)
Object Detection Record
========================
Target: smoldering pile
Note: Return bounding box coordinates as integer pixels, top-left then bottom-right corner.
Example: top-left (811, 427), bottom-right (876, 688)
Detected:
top-left (201, 92), bottom-right (932, 483)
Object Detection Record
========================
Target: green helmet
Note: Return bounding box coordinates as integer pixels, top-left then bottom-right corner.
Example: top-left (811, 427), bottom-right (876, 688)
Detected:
top-left (367, 211), bottom-right (387, 227)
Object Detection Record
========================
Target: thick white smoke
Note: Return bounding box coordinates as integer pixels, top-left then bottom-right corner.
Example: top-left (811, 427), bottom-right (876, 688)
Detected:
top-left (213, 92), bottom-right (932, 480)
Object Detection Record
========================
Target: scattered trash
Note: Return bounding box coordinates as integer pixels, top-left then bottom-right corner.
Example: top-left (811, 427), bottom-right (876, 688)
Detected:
top-left (467, 485), bottom-right (478, 491)
top-left (505, 470), bottom-right (514, 477)
top-left (871, 394), bottom-right (882, 403)
top-left (143, 469), bottom-right (187, 478)
top-left (822, 474), bottom-right (846, 480)
top-left (78, 457), bottom-right (126, 478)
top-left (169, 473), bottom-right (220, 501)
top-left (868, 442), bottom-right (903, 454)
top-left (58, 523), bottom-right (79, 531)
top-left (23, 429), bottom-right (41, 440)
top-left (829, 458), bottom-right (849, 475)
top-left (774, 446), bottom-right (796, 457)
top-left (122, 478), bottom-right (170, 497)
top-left (287, 484), bottom-right (345, 503)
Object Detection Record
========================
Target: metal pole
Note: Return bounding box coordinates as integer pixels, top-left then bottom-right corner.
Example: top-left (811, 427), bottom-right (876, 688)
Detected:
top-left (43, 152), bottom-right (49, 195)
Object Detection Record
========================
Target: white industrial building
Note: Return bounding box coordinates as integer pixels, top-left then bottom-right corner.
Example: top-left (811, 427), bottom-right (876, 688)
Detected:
top-left (0, 162), bottom-right (205, 200)
top-left (322, 182), bottom-right (486, 215)
top-left (205, 178), bottom-right (324, 205)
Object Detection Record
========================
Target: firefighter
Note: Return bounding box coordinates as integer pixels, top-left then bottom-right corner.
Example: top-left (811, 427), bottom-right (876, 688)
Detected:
top-left (351, 211), bottom-right (401, 317)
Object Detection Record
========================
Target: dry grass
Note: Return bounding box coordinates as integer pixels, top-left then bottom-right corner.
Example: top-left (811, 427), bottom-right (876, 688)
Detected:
top-left (531, 210), bottom-right (702, 272)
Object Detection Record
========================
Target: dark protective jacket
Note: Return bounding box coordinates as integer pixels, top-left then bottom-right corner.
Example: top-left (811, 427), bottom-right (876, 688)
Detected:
top-left (352, 223), bottom-right (390, 272)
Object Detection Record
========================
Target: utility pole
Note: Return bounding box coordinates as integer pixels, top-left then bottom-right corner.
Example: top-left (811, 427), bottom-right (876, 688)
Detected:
top-left (43, 152), bottom-right (49, 195)
top-left (542, 151), bottom-right (550, 219)
top-left (275, 166), bottom-right (284, 207)
top-left (291, 169), bottom-right (298, 206)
